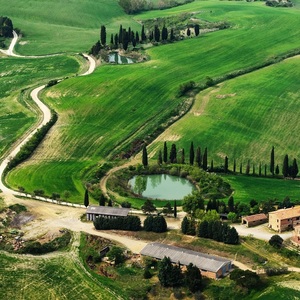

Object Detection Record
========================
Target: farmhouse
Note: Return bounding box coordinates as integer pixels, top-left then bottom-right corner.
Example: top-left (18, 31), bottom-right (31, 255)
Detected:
top-left (268, 206), bottom-right (300, 232)
top-left (291, 225), bottom-right (300, 247)
top-left (86, 205), bottom-right (130, 221)
top-left (140, 242), bottom-right (232, 279)
top-left (241, 213), bottom-right (268, 227)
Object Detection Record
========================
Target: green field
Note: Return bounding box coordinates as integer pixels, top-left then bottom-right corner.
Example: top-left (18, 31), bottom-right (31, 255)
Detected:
top-left (224, 175), bottom-right (300, 203)
top-left (0, 251), bottom-right (118, 300)
top-left (0, 0), bottom-right (140, 55)
top-left (0, 55), bottom-right (80, 161)
top-left (5, 0), bottom-right (300, 201)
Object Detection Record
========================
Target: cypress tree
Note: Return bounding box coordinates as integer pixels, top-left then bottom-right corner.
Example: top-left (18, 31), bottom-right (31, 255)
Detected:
top-left (100, 25), bottom-right (106, 46)
top-left (210, 159), bottom-right (214, 172)
top-left (259, 162), bottom-right (262, 176)
top-left (228, 196), bottom-right (234, 212)
top-left (162, 25), bottom-right (168, 41)
top-left (265, 164), bottom-right (267, 176)
top-left (142, 144), bottom-right (148, 167)
top-left (282, 154), bottom-right (289, 177)
top-left (291, 158), bottom-right (298, 179)
top-left (270, 146), bottom-right (275, 175)
top-left (275, 164), bottom-right (279, 175)
top-left (174, 200), bottom-right (177, 218)
top-left (181, 216), bottom-right (189, 234)
top-left (181, 148), bottom-right (185, 164)
top-left (99, 194), bottom-right (106, 206)
top-left (110, 34), bottom-right (113, 46)
top-left (122, 29), bottom-right (129, 50)
top-left (240, 163), bottom-right (243, 174)
top-left (154, 25), bottom-right (160, 42)
top-left (163, 141), bottom-right (168, 163)
top-left (108, 199), bottom-right (113, 206)
top-left (187, 28), bottom-right (191, 37)
top-left (246, 160), bottom-right (250, 175)
top-left (224, 156), bottom-right (228, 173)
top-left (135, 31), bottom-right (140, 43)
top-left (189, 142), bottom-right (195, 165)
top-left (141, 25), bottom-right (146, 41)
top-left (233, 159), bottom-right (236, 173)
top-left (158, 149), bottom-right (162, 165)
top-left (252, 164), bottom-right (255, 175)
top-left (118, 24), bottom-right (123, 43)
top-left (128, 27), bottom-right (132, 43)
top-left (169, 143), bottom-right (177, 163)
top-left (195, 146), bottom-right (201, 167)
top-left (194, 24), bottom-right (200, 36)
top-left (114, 33), bottom-right (119, 48)
top-left (203, 147), bottom-right (208, 170)
top-left (198, 220), bottom-right (208, 238)
top-left (170, 28), bottom-right (175, 41)
top-left (84, 189), bottom-right (89, 207)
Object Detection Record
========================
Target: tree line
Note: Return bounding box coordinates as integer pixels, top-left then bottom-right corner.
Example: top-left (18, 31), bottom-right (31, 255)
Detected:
top-left (0, 16), bottom-right (13, 38)
top-left (181, 216), bottom-right (239, 244)
top-left (90, 22), bottom-right (200, 55)
top-left (143, 143), bottom-right (299, 179)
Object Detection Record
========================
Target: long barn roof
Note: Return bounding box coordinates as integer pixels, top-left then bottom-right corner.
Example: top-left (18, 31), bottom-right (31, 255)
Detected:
top-left (140, 243), bottom-right (231, 273)
top-left (86, 205), bottom-right (130, 217)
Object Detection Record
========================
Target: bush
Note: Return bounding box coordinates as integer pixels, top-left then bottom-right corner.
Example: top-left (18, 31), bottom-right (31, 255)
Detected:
top-left (94, 215), bottom-right (141, 231)
top-left (8, 204), bottom-right (27, 214)
top-left (269, 235), bottom-right (283, 249)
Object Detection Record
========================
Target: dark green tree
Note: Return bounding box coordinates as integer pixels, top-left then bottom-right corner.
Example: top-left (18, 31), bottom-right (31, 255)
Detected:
top-left (202, 147), bottom-right (208, 170)
top-left (114, 33), bottom-right (119, 48)
top-left (270, 146), bottom-right (275, 175)
top-left (225, 227), bottom-right (239, 244)
top-left (100, 25), bottom-right (106, 46)
top-left (141, 199), bottom-right (156, 214)
top-left (246, 160), bottom-right (250, 175)
top-left (181, 216), bottom-right (189, 234)
top-left (195, 146), bottom-right (201, 167)
top-left (169, 143), bottom-right (177, 163)
top-left (107, 246), bottom-right (125, 265)
top-left (163, 141), bottom-right (168, 163)
top-left (162, 202), bottom-right (173, 216)
top-left (142, 144), bottom-right (148, 167)
top-left (224, 156), bottom-right (229, 173)
top-left (144, 215), bottom-right (154, 231)
top-left (84, 189), bottom-right (89, 207)
top-left (122, 29), bottom-right (129, 50)
top-left (275, 164), bottom-right (279, 175)
top-left (154, 25), bottom-right (160, 42)
top-left (269, 234), bottom-right (283, 248)
top-left (158, 257), bottom-right (183, 287)
top-left (291, 158), bottom-right (298, 179)
top-left (162, 25), bottom-right (168, 41)
top-left (135, 31), bottom-right (139, 43)
top-left (194, 24), bottom-right (200, 36)
top-left (118, 24), bottom-right (123, 43)
top-left (282, 154), bottom-right (289, 177)
top-left (170, 28), bottom-right (175, 41)
top-left (210, 159), bottom-right (214, 172)
top-left (259, 162), bottom-right (262, 176)
top-left (189, 142), bottom-right (195, 165)
top-left (186, 28), bottom-right (191, 36)
top-left (240, 162), bottom-right (243, 174)
top-left (228, 196), bottom-right (234, 212)
top-left (141, 25), bottom-right (146, 41)
top-left (158, 149), bottom-right (163, 165)
top-left (180, 148), bottom-right (185, 164)
top-left (185, 263), bottom-right (202, 293)
top-left (233, 159), bottom-right (236, 173)
top-left (198, 220), bottom-right (208, 238)
top-left (99, 193), bottom-right (106, 206)
top-left (152, 215), bottom-right (167, 233)
top-left (174, 200), bottom-right (177, 218)
top-left (107, 199), bottom-right (113, 206)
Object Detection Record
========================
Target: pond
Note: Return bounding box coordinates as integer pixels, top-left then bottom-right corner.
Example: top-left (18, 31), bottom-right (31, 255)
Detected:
top-left (108, 52), bottom-right (133, 64)
top-left (128, 174), bottom-right (195, 200)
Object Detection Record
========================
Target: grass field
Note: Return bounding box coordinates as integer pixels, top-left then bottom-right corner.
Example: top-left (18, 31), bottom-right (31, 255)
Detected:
top-left (223, 175), bottom-right (300, 204)
top-left (6, 0), bottom-right (300, 202)
top-left (0, 0), bottom-right (140, 55)
top-left (150, 57), bottom-right (300, 167)
top-left (0, 251), bottom-right (118, 300)
top-left (0, 55), bottom-right (80, 161)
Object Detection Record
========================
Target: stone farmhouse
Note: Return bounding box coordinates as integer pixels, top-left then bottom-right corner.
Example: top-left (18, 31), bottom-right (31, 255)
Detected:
top-left (268, 206), bottom-right (300, 233)
top-left (241, 213), bottom-right (268, 227)
top-left (140, 242), bottom-right (232, 279)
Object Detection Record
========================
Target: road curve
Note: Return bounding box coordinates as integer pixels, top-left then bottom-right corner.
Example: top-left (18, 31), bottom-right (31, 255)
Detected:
top-left (0, 33), bottom-right (96, 199)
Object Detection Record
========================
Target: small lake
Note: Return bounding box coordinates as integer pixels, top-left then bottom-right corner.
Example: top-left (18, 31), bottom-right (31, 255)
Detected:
top-left (128, 174), bottom-right (195, 200)
top-left (109, 53), bottom-right (133, 64)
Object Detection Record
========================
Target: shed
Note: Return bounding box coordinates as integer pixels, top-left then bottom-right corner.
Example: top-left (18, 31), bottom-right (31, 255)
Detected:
top-left (86, 205), bottom-right (130, 221)
top-left (140, 243), bottom-right (231, 279)
top-left (241, 213), bottom-right (268, 227)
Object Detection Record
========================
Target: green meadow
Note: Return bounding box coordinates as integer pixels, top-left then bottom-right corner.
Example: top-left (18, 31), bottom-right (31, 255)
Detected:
top-left (5, 0), bottom-right (300, 201)
top-left (223, 175), bottom-right (300, 204)
top-left (0, 0), bottom-right (140, 55)
top-left (0, 55), bottom-right (80, 161)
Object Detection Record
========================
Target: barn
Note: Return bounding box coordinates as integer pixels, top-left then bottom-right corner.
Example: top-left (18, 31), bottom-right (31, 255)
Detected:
top-left (140, 242), bottom-right (232, 279)
top-left (86, 205), bottom-right (130, 221)
top-left (241, 213), bottom-right (268, 227)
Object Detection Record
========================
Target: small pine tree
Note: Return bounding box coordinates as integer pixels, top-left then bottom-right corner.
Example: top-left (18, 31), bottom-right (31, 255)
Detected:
top-left (158, 150), bottom-right (163, 165)
top-left (100, 25), bottom-right (106, 46)
top-left (189, 142), bottom-right (194, 165)
top-left (224, 156), bottom-right (228, 173)
top-left (84, 189), bottom-right (89, 207)
top-left (233, 158), bottom-right (236, 173)
top-left (270, 146), bottom-right (275, 175)
top-left (142, 144), bottom-right (148, 167)
top-left (194, 24), bottom-right (200, 36)
top-left (169, 143), bottom-right (177, 163)
top-left (282, 154), bottom-right (289, 177)
top-left (203, 147), bottom-right (208, 170)
top-left (174, 201), bottom-right (177, 218)
top-left (163, 141), bottom-right (168, 163)
top-left (181, 148), bottom-right (185, 164)
top-left (181, 216), bottom-right (189, 234)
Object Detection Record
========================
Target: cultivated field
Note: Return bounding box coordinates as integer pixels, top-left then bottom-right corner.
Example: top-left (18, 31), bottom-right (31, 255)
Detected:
top-left (5, 0), bottom-right (300, 201)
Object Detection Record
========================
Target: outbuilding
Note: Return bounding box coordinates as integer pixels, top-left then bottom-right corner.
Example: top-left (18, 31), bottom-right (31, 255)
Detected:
top-left (241, 213), bottom-right (268, 227)
top-left (86, 205), bottom-right (130, 221)
top-left (140, 242), bottom-right (231, 279)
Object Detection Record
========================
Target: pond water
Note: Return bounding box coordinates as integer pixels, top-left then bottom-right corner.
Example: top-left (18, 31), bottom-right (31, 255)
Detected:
top-left (128, 174), bottom-right (195, 200)
top-left (108, 53), bottom-right (133, 64)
